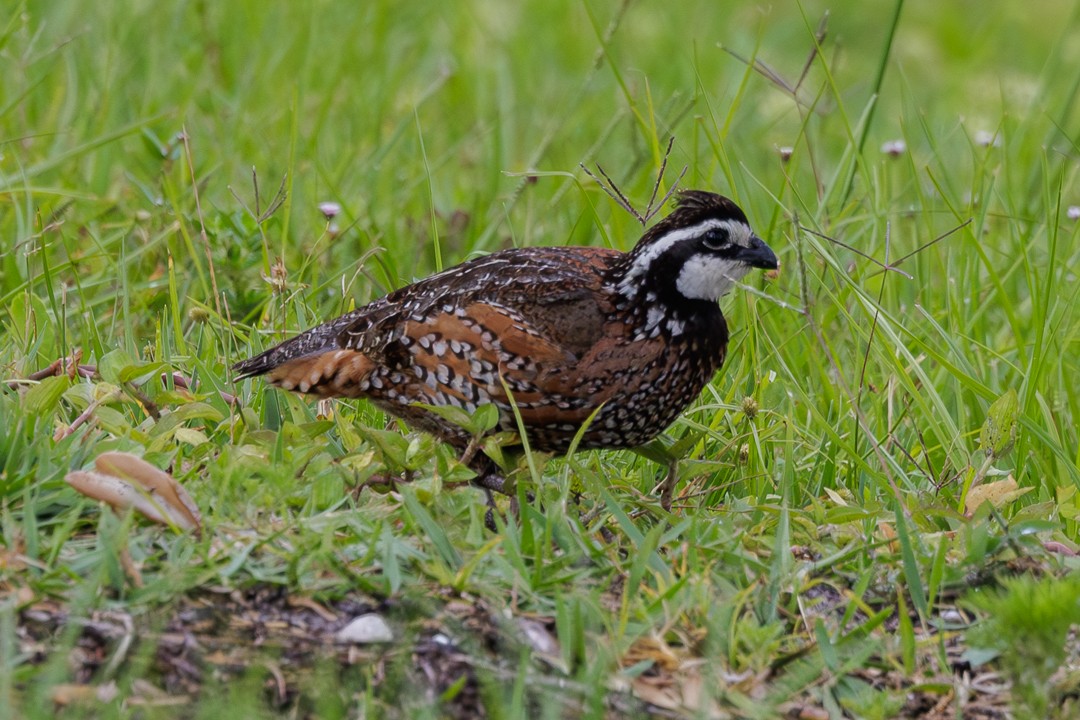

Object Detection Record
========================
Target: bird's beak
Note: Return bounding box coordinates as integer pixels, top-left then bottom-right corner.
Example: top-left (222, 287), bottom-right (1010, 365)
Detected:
top-left (737, 236), bottom-right (779, 270)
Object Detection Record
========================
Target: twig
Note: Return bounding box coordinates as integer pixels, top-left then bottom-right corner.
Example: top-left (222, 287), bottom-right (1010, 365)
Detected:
top-left (53, 388), bottom-right (122, 441)
top-left (853, 222), bottom-right (892, 462)
top-left (640, 137), bottom-right (687, 222)
top-left (588, 0), bottom-right (632, 71)
top-left (230, 167), bottom-right (288, 225)
top-left (262, 660), bottom-right (288, 707)
top-left (798, 224), bottom-right (913, 279)
top-left (102, 612), bottom-right (136, 676)
top-left (580, 136), bottom-right (687, 226)
top-left (890, 218), bottom-right (971, 268)
top-left (889, 432), bottom-right (934, 483)
top-left (796, 12), bottom-right (830, 92)
top-left (799, 218), bottom-right (969, 282)
top-left (119, 548), bottom-right (143, 587)
top-left (166, 372), bottom-right (237, 406)
top-left (126, 383), bottom-right (161, 421)
top-left (458, 435), bottom-right (483, 469)
top-left (722, 40), bottom-right (828, 115)
top-left (723, 47), bottom-right (795, 95)
top-left (5, 355), bottom-right (95, 391)
top-left (581, 162), bottom-right (641, 222)
top-left (648, 166), bottom-right (687, 223)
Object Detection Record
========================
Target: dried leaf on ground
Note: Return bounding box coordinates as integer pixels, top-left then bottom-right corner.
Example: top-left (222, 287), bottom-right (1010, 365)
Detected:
top-left (65, 452), bottom-right (201, 532)
top-left (964, 475), bottom-right (1031, 515)
top-left (50, 681), bottom-right (118, 707)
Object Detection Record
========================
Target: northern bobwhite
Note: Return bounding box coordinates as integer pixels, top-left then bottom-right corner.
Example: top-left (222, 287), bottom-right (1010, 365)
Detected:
top-left (233, 190), bottom-right (778, 509)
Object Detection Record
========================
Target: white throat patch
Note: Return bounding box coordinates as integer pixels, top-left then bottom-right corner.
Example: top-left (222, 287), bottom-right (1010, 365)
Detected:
top-left (618, 218), bottom-right (753, 297)
top-left (675, 254), bottom-right (752, 301)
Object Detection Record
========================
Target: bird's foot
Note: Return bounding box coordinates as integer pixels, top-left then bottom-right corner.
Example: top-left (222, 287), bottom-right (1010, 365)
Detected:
top-left (472, 472), bottom-right (507, 531)
top-left (471, 472), bottom-right (537, 531)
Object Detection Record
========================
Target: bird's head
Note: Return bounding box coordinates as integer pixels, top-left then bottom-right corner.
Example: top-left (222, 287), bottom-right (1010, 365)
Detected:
top-left (615, 190), bottom-right (778, 309)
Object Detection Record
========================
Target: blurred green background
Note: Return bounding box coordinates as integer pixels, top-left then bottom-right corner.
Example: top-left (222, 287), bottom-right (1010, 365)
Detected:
top-left (6, 0), bottom-right (1076, 286)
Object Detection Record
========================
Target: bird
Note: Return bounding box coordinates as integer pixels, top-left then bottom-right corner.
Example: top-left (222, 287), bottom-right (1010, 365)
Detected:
top-left (233, 190), bottom-right (778, 513)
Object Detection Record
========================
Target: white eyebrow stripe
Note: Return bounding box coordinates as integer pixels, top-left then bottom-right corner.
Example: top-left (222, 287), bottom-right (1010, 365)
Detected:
top-left (618, 218), bottom-right (751, 294)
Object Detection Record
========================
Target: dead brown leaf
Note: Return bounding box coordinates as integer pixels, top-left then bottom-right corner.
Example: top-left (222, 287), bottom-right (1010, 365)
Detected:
top-left (622, 635), bottom-right (728, 718)
top-left (50, 681), bottom-right (118, 707)
top-left (964, 475), bottom-right (1031, 516)
top-left (64, 452), bottom-right (202, 533)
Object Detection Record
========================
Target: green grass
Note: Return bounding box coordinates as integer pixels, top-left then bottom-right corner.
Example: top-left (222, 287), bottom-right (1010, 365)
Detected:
top-left (3, 0), bottom-right (1080, 717)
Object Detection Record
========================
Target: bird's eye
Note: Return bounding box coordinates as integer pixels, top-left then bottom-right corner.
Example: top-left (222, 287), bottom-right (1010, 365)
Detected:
top-left (701, 229), bottom-right (729, 251)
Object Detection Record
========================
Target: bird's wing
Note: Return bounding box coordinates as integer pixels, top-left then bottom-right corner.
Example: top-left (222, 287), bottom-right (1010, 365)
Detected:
top-left (340, 246), bottom-right (618, 365)
top-left (233, 246), bottom-right (620, 400)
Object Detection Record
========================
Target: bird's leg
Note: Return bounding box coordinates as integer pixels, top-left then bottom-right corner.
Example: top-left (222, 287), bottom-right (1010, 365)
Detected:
top-left (657, 456), bottom-right (679, 511)
top-left (635, 437), bottom-right (682, 511)
top-left (468, 455), bottom-right (511, 531)
top-left (467, 455), bottom-right (539, 530)
top-left (474, 472), bottom-right (504, 531)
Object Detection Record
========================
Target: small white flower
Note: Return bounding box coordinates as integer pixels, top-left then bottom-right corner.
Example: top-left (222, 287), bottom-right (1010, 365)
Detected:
top-left (974, 130), bottom-right (1001, 148)
top-left (1067, 206), bottom-right (1080, 221)
top-left (881, 140), bottom-right (907, 157)
top-left (777, 145), bottom-right (794, 162)
top-left (318, 201), bottom-right (342, 220)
